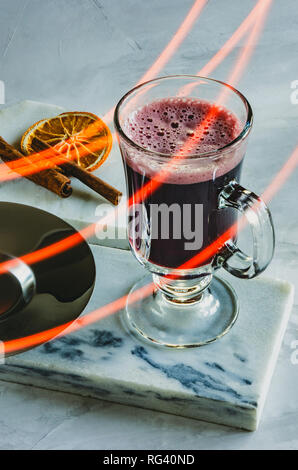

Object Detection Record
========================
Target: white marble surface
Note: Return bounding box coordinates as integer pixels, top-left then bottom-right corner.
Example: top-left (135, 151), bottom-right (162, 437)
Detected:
top-left (0, 0), bottom-right (297, 450)
top-left (0, 245), bottom-right (293, 432)
top-left (0, 100), bottom-right (128, 248)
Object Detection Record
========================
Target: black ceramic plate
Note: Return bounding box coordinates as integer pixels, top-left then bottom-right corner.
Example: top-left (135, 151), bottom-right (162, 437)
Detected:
top-left (0, 202), bottom-right (96, 356)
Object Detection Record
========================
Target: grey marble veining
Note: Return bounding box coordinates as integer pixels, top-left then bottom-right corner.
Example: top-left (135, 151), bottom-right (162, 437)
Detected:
top-left (0, 0), bottom-right (297, 450)
top-left (0, 245), bottom-right (293, 431)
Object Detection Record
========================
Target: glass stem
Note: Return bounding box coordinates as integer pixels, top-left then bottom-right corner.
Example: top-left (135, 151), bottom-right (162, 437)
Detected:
top-left (152, 273), bottom-right (213, 304)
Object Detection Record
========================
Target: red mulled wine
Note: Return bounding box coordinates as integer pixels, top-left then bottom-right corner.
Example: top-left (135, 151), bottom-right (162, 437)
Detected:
top-left (122, 97), bottom-right (243, 269)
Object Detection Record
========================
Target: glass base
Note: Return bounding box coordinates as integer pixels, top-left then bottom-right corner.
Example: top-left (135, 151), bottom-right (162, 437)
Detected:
top-left (122, 274), bottom-right (239, 348)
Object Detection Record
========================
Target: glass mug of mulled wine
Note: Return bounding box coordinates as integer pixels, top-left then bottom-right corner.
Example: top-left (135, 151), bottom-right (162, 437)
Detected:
top-left (114, 75), bottom-right (275, 348)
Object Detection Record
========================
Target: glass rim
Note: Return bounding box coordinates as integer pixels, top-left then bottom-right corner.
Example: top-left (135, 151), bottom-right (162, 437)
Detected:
top-left (113, 74), bottom-right (253, 161)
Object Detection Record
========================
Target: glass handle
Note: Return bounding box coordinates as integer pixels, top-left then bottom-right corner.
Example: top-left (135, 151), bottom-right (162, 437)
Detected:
top-left (217, 180), bottom-right (275, 279)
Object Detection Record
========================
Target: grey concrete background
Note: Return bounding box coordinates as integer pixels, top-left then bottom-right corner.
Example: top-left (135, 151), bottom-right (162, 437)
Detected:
top-left (0, 0), bottom-right (297, 450)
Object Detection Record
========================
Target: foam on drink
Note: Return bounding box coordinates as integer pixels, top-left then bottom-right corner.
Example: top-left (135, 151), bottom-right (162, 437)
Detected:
top-left (123, 98), bottom-right (243, 183)
top-left (121, 97), bottom-right (245, 268)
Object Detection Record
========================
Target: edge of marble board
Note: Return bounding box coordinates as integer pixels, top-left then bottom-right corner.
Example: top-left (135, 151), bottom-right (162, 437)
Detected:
top-left (0, 274), bottom-right (293, 432)
top-left (0, 366), bottom-right (261, 431)
top-left (0, 243), bottom-right (294, 432)
top-left (254, 279), bottom-right (294, 428)
top-left (0, 103), bottom-right (294, 430)
top-left (0, 100), bottom-right (129, 249)
top-left (0, 100), bottom-right (64, 147)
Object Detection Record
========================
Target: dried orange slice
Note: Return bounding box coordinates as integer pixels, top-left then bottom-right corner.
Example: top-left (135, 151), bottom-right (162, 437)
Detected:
top-left (21, 111), bottom-right (112, 171)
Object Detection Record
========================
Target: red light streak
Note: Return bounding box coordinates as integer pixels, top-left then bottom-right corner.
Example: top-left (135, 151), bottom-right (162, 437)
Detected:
top-left (3, 283), bottom-right (155, 354)
top-left (222, 0), bottom-right (272, 97)
top-left (1, 0), bottom-right (289, 355)
top-left (115, 0), bottom-right (274, 214)
top-left (262, 145), bottom-right (298, 203)
top-left (177, 0), bottom-right (269, 100)
top-left (3, 139), bottom-right (297, 355)
top-left (0, 0), bottom-right (266, 183)
top-left (0, 134), bottom-right (109, 182)
top-left (0, 0), bottom-right (208, 181)
top-left (177, 0), bottom-right (272, 158)
top-left (102, 0), bottom-right (208, 124)
top-left (0, 0), bottom-right (273, 274)
top-left (0, 0), bottom-right (270, 183)
top-left (198, 0), bottom-right (270, 76)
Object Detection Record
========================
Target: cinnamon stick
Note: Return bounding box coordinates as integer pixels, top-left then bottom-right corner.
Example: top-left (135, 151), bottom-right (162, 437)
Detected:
top-left (63, 160), bottom-right (122, 206)
top-left (0, 136), bottom-right (122, 205)
top-left (27, 138), bottom-right (122, 205)
top-left (0, 136), bottom-right (72, 198)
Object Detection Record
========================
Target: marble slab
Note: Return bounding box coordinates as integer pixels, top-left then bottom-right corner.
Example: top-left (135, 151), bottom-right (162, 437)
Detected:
top-left (0, 100), bottom-right (128, 249)
top-left (0, 245), bottom-right (294, 431)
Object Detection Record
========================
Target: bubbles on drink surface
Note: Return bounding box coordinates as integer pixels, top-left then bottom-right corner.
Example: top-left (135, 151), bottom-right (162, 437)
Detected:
top-left (124, 97), bottom-right (241, 155)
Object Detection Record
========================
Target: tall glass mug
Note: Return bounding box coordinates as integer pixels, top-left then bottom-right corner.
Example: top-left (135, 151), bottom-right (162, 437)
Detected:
top-left (114, 75), bottom-right (275, 348)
